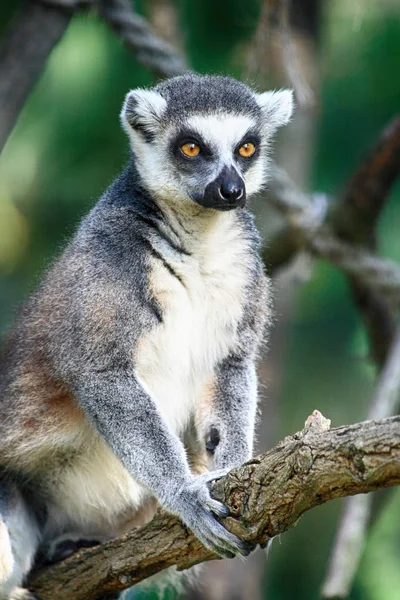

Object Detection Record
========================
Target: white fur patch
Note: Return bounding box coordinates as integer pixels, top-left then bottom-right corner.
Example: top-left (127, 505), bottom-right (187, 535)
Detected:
top-left (37, 210), bottom-right (249, 541)
top-left (121, 88), bottom-right (167, 139)
top-left (0, 519), bottom-right (14, 584)
top-left (0, 497), bottom-right (40, 598)
top-left (135, 211), bottom-right (248, 435)
top-left (255, 89), bottom-right (294, 132)
top-left (132, 112), bottom-right (268, 207)
top-left (43, 429), bottom-right (149, 539)
top-left (185, 113), bottom-right (255, 166)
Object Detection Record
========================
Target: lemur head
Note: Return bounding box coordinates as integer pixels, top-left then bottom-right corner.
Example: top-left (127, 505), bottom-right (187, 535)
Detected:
top-left (121, 74), bottom-right (293, 212)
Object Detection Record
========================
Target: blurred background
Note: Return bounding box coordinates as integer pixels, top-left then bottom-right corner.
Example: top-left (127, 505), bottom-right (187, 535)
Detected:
top-left (1, 1), bottom-right (400, 599)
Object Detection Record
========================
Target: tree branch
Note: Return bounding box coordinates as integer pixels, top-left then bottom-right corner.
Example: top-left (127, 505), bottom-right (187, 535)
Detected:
top-left (0, 0), bottom-right (77, 154)
top-left (0, 0), bottom-right (188, 156)
top-left (332, 117), bottom-right (400, 368)
top-left (28, 413), bottom-right (400, 600)
top-left (265, 167), bottom-right (400, 304)
top-left (333, 116), bottom-right (400, 248)
top-left (318, 118), bottom-right (400, 598)
top-left (265, 116), bottom-right (400, 364)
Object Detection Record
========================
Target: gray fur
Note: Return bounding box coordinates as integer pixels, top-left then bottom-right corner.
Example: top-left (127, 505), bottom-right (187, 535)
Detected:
top-left (155, 74), bottom-right (262, 119)
top-left (0, 74), bottom-right (293, 598)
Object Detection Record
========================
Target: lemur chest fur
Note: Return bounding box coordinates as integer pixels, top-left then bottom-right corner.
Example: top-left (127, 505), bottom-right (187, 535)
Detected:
top-left (134, 212), bottom-right (248, 434)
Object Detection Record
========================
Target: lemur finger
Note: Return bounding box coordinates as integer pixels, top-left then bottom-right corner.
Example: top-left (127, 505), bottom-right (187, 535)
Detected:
top-left (199, 468), bottom-right (230, 485)
top-left (200, 511), bottom-right (252, 556)
top-left (200, 533), bottom-right (236, 559)
top-left (205, 498), bottom-right (230, 518)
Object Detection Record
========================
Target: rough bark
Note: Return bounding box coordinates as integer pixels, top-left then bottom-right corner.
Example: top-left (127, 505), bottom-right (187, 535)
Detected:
top-left (28, 412), bottom-right (400, 600)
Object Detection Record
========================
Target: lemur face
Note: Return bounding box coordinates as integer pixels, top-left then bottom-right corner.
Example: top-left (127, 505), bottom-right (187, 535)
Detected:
top-left (121, 74), bottom-right (293, 212)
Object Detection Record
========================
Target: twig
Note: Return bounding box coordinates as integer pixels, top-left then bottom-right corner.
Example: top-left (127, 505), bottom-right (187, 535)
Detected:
top-left (367, 329), bottom-right (400, 420)
top-left (266, 166), bottom-right (400, 304)
top-left (96, 0), bottom-right (187, 78)
top-left (0, 0), bottom-right (78, 154)
top-left (333, 116), bottom-right (400, 366)
top-left (279, 0), bottom-right (315, 107)
top-left (333, 116), bottom-right (400, 248)
top-left (266, 117), bottom-right (400, 359)
top-left (247, 0), bottom-right (316, 108)
top-left (322, 329), bottom-right (400, 599)
top-left (28, 413), bottom-right (400, 600)
top-left (310, 234), bottom-right (400, 305)
top-left (320, 118), bottom-right (400, 599)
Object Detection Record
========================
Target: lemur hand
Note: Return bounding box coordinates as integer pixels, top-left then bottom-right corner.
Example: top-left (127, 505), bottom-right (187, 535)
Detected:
top-left (169, 470), bottom-right (253, 559)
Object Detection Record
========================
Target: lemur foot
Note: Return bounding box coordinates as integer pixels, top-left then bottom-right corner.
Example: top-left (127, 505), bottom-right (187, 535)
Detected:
top-left (43, 534), bottom-right (102, 565)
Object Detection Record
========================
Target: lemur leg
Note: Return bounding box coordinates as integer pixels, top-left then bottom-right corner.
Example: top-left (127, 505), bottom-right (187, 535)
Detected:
top-left (0, 480), bottom-right (41, 600)
top-left (184, 420), bottom-right (213, 476)
top-left (74, 374), bottom-right (251, 558)
top-left (43, 496), bottom-right (159, 567)
top-left (203, 357), bottom-right (258, 471)
top-left (40, 534), bottom-right (103, 566)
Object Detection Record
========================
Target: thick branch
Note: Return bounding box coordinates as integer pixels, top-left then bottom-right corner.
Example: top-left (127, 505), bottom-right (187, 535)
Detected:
top-left (0, 0), bottom-right (188, 155)
top-left (332, 118), bottom-right (400, 367)
top-left (28, 413), bottom-right (400, 600)
top-left (0, 0), bottom-right (76, 153)
top-left (265, 117), bottom-right (400, 361)
top-left (265, 168), bottom-right (400, 303)
top-left (333, 116), bottom-right (400, 247)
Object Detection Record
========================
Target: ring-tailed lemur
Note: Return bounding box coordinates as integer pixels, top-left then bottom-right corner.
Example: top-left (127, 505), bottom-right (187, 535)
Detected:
top-left (0, 74), bottom-right (293, 599)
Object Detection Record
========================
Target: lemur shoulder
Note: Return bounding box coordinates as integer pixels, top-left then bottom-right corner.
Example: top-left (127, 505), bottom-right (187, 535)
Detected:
top-left (0, 74), bottom-right (293, 599)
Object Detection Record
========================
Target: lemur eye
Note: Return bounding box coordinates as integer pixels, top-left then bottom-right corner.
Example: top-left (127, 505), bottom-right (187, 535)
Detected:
top-left (238, 142), bottom-right (256, 158)
top-left (180, 143), bottom-right (201, 158)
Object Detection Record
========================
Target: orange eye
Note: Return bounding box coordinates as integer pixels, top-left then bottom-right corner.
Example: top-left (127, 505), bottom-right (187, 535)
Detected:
top-left (180, 142), bottom-right (201, 158)
top-left (238, 142), bottom-right (256, 158)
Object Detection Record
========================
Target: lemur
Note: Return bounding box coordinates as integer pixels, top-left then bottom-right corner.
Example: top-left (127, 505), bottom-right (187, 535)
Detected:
top-left (0, 74), bottom-right (293, 599)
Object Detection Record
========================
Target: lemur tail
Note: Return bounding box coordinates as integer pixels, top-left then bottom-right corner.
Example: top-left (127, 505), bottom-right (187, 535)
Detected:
top-left (0, 518), bottom-right (14, 584)
top-left (0, 481), bottom-right (41, 599)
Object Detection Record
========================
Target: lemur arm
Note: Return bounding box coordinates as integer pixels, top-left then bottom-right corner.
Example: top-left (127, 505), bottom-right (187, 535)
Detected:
top-left (205, 265), bottom-right (267, 471)
top-left (207, 356), bottom-right (258, 470)
top-left (75, 373), bottom-right (251, 558)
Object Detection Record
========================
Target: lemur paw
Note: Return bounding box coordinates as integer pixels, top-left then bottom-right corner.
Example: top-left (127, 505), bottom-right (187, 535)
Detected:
top-left (170, 470), bottom-right (253, 559)
top-left (43, 533), bottom-right (103, 565)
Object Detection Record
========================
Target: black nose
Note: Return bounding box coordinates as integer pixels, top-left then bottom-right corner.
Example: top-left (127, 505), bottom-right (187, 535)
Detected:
top-left (219, 180), bottom-right (244, 202)
top-left (198, 166), bottom-right (246, 211)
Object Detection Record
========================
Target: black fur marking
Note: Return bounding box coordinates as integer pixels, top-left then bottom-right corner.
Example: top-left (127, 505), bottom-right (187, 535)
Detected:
top-left (134, 211), bottom-right (191, 257)
top-left (170, 128), bottom-right (214, 160)
top-left (173, 212), bottom-right (194, 236)
top-left (168, 129), bottom-right (215, 179)
top-left (140, 235), bottom-right (186, 288)
top-left (234, 131), bottom-right (262, 173)
top-left (206, 427), bottom-right (220, 454)
top-left (124, 95), bottom-right (156, 143)
top-left (147, 297), bottom-right (164, 324)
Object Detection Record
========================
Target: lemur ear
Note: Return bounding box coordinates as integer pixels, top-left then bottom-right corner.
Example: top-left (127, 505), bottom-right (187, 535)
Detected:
top-left (255, 89), bottom-right (294, 133)
top-left (120, 89), bottom-right (167, 141)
